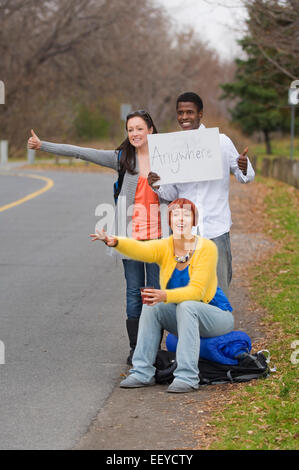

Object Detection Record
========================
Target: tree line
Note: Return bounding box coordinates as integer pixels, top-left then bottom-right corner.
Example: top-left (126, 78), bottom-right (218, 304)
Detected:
top-left (0, 0), bottom-right (233, 151)
top-left (2, 0), bottom-right (297, 155)
top-left (222, 0), bottom-right (299, 154)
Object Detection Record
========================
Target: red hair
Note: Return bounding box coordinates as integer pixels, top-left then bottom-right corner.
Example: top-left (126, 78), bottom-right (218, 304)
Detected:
top-left (168, 198), bottom-right (198, 227)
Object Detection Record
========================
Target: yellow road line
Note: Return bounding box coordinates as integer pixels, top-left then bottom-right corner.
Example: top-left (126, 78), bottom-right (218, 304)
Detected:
top-left (0, 172), bottom-right (54, 213)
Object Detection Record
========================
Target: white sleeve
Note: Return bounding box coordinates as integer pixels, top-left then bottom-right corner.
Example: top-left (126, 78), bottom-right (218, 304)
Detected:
top-left (225, 136), bottom-right (255, 183)
top-left (156, 184), bottom-right (179, 202)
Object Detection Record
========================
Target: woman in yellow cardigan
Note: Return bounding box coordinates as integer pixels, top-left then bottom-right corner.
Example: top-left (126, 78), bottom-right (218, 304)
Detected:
top-left (90, 198), bottom-right (234, 393)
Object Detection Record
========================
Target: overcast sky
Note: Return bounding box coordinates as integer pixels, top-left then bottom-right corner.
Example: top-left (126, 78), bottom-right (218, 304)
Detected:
top-left (158, 0), bottom-right (248, 61)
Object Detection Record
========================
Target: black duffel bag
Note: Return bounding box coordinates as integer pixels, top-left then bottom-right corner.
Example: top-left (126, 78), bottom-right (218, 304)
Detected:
top-left (154, 349), bottom-right (272, 385)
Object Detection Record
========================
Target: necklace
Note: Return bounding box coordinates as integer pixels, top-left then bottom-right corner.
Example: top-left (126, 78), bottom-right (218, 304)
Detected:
top-left (174, 251), bottom-right (191, 263)
top-left (174, 237), bottom-right (197, 263)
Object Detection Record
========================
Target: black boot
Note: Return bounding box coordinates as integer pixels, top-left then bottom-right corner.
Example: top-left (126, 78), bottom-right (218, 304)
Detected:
top-left (126, 318), bottom-right (139, 366)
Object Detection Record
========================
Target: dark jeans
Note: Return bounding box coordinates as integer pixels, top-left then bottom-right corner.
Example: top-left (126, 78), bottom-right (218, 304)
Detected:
top-left (210, 232), bottom-right (232, 298)
top-left (122, 259), bottom-right (160, 319)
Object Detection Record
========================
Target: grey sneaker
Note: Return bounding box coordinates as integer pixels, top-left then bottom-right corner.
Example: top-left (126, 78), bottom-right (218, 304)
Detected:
top-left (120, 375), bottom-right (155, 388)
top-left (167, 379), bottom-right (197, 393)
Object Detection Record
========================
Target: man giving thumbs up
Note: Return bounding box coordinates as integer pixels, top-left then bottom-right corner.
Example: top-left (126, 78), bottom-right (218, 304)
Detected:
top-left (148, 92), bottom-right (255, 298)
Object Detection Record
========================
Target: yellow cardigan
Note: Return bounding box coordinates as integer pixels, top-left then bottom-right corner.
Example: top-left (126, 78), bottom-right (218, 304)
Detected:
top-left (115, 235), bottom-right (218, 304)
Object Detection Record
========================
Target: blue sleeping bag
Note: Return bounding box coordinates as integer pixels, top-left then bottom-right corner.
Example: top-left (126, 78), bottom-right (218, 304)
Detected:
top-left (166, 331), bottom-right (252, 365)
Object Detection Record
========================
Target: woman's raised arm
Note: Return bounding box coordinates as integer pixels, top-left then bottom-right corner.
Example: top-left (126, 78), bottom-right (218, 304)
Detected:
top-left (89, 229), bottom-right (163, 265)
top-left (28, 129), bottom-right (118, 171)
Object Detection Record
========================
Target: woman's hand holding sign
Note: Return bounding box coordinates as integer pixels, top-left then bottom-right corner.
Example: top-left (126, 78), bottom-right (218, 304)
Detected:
top-left (147, 171), bottom-right (160, 189)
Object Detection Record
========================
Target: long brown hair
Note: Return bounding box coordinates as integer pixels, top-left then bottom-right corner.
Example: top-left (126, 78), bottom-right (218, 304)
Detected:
top-left (116, 110), bottom-right (158, 175)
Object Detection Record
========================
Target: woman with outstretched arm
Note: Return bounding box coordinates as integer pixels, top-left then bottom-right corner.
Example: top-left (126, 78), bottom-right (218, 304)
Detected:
top-left (28, 110), bottom-right (168, 365)
top-left (90, 198), bottom-right (234, 393)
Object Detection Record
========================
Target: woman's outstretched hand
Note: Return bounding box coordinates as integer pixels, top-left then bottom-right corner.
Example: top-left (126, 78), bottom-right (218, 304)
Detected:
top-left (89, 228), bottom-right (118, 247)
top-left (28, 129), bottom-right (41, 150)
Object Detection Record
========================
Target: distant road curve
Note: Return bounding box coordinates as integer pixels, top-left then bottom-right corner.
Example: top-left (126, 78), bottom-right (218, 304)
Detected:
top-left (0, 172), bottom-right (54, 213)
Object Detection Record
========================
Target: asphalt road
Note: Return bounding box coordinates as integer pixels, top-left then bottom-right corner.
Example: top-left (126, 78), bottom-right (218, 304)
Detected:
top-left (0, 169), bottom-right (127, 450)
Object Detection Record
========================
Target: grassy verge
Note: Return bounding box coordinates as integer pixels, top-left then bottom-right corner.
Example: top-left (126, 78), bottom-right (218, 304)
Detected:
top-left (21, 159), bottom-right (114, 173)
top-left (250, 136), bottom-right (299, 160)
top-left (207, 178), bottom-right (299, 450)
top-left (250, 137), bottom-right (299, 175)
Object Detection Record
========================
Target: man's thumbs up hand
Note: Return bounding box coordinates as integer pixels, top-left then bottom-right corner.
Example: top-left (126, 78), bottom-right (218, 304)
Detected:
top-left (28, 129), bottom-right (41, 150)
top-left (237, 147), bottom-right (248, 175)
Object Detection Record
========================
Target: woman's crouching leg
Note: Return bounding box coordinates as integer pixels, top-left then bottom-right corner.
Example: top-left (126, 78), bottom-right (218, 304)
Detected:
top-left (174, 302), bottom-right (201, 389)
top-left (129, 302), bottom-right (177, 384)
top-left (174, 301), bottom-right (234, 389)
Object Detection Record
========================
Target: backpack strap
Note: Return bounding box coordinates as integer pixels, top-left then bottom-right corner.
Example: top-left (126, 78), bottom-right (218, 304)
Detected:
top-left (117, 149), bottom-right (122, 170)
top-left (227, 371), bottom-right (270, 383)
top-left (257, 349), bottom-right (277, 373)
top-left (113, 150), bottom-right (125, 204)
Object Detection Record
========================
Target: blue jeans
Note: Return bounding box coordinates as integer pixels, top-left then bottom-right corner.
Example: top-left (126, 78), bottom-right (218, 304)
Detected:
top-left (122, 259), bottom-right (160, 319)
top-left (211, 232), bottom-right (232, 298)
top-left (130, 301), bottom-right (234, 388)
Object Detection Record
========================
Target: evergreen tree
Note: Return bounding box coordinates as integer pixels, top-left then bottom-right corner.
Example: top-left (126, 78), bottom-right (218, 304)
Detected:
top-left (221, 0), bottom-right (298, 154)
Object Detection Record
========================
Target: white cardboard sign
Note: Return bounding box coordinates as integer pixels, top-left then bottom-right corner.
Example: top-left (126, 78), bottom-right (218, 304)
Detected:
top-left (148, 127), bottom-right (223, 185)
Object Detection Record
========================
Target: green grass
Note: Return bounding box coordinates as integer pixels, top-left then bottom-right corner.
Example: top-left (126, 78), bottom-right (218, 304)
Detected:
top-left (21, 159), bottom-right (113, 173)
top-left (208, 178), bottom-right (299, 450)
top-left (250, 136), bottom-right (299, 162)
